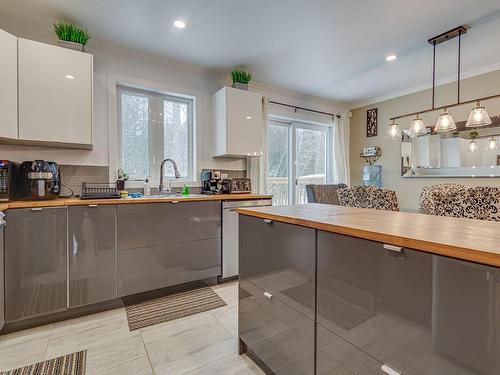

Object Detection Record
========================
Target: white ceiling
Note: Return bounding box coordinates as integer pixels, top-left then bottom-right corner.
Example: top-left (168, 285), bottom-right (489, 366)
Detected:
top-left (1, 0), bottom-right (500, 105)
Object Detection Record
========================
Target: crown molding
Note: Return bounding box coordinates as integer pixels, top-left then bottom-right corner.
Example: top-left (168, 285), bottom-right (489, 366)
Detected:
top-left (350, 62), bottom-right (500, 110)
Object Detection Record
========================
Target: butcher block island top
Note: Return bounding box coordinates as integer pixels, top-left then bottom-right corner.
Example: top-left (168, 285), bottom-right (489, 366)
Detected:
top-left (237, 203), bottom-right (500, 268)
top-left (2, 193), bottom-right (272, 209)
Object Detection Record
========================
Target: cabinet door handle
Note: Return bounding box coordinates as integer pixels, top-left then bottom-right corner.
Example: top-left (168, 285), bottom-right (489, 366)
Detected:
top-left (171, 200), bottom-right (179, 204)
top-left (381, 364), bottom-right (402, 375)
top-left (263, 219), bottom-right (272, 224)
top-left (88, 204), bottom-right (98, 208)
top-left (383, 244), bottom-right (402, 253)
top-left (264, 292), bottom-right (273, 300)
top-left (31, 208), bottom-right (43, 211)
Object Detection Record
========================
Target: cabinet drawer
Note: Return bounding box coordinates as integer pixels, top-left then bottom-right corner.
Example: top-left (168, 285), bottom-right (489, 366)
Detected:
top-left (117, 201), bottom-right (221, 251)
top-left (118, 238), bottom-right (221, 296)
top-left (239, 279), bottom-right (315, 375)
top-left (318, 230), bottom-right (500, 375)
top-left (239, 214), bottom-right (316, 320)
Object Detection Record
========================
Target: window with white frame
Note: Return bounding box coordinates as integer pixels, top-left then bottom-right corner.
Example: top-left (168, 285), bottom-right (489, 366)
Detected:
top-left (267, 118), bottom-right (333, 205)
top-left (118, 86), bottom-right (194, 182)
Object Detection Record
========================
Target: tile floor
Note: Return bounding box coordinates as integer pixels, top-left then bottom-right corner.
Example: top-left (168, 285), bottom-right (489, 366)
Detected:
top-left (0, 281), bottom-right (264, 375)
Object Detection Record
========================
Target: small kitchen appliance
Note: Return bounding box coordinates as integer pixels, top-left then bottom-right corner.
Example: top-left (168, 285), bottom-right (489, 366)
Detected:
top-left (221, 178), bottom-right (252, 194)
top-left (201, 169), bottom-right (222, 194)
top-left (18, 160), bottom-right (61, 200)
top-left (0, 160), bottom-right (20, 202)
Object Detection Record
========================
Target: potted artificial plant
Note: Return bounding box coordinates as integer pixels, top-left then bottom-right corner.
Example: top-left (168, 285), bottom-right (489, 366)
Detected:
top-left (231, 69), bottom-right (253, 91)
top-left (54, 21), bottom-right (91, 52)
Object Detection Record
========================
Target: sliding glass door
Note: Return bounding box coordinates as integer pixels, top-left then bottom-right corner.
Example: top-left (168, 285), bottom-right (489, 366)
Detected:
top-left (268, 119), bottom-right (331, 205)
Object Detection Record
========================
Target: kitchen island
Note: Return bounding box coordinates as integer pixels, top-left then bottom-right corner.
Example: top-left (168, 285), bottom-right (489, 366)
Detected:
top-left (237, 204), bottom-right (500, 375)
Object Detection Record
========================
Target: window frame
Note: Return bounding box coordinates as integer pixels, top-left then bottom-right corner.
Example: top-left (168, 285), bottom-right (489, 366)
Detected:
top-left (117, 85), bottom-right (195, 185)
top-left (268, 116), bottom-right (333, 205)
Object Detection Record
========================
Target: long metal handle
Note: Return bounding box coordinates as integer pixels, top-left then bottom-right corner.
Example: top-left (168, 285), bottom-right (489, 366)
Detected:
top-left (171, 200), bottom-right (179, 204)
top-left (263, 219), bottom-right (273, 224)
top-left (381, 364), bottom-right (402, 375)
top-left (383, 244), bottom-right (403, 253)
top-left (88, 204), bottom-right (98, 208)
top-left (31, 208), bottom-right (43, 211)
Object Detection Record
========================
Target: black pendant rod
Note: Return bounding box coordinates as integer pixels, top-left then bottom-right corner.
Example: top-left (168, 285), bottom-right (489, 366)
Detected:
top-left (432, 40), bottom-right (436, 110)
top-left (457, 30), bottom-right (462, 104)
top-left (269, 100), bottom-right (341, 119)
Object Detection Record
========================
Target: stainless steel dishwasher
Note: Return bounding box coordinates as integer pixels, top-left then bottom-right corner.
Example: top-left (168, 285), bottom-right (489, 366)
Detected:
top-left (0, 211), bottom-right (5, 331)
top-left (222, 199), bottom-right (272, 280)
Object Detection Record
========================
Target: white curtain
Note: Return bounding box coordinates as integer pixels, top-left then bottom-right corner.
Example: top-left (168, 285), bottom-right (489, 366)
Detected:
top-left (247, 97), bottom-right (269, 193)
top-left (332, 114), bottom-right (350, 185)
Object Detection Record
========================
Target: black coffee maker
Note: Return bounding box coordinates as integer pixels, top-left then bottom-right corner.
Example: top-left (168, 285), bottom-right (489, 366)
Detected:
top-left (18, 160), bottom-right (61, 200)
top-left (201, 169), bottom-right (222, 194)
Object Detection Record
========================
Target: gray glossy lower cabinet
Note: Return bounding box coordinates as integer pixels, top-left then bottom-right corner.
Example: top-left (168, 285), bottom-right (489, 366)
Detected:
top-left (5, 207), bottom-right (67, 323)
top-left (239, 215), bottom-right (316, 374)
top-left (317, 230), bottom-right (500, 375)
top-left (117, 201), bottom-right (222, 296)
top-left (69, 205), bottom-right (117, 307)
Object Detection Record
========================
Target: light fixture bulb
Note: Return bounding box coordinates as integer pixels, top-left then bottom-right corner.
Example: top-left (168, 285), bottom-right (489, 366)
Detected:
top-left (466, 101), bottom-right (492, 127)
top-left (487, 136), bottom-right (499, 151)
top-left (468, 139), bottom-right (478, 153)
top-left (174, 20), bottom-right (186, 29)
top-left (409, 114), bottom-right (427, 138)
top-left (434, 108), bottom-right (456, 132)
top-left (385, 120), bottom-right (401, 140)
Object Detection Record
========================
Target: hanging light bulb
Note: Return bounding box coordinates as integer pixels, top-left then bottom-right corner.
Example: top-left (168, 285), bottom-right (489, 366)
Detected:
top-left (487, 136), bottom-right (499, 151)
top-left (468, 139), bottom-right (478, 153)
top-left (466, 101), bottom-right (492, 127)
top-left (385, 119), bottom-right (401, 140)
top-left (434, 108), bottom-right (456, 132)
top-left (409, 114), bottom-right (427, 138)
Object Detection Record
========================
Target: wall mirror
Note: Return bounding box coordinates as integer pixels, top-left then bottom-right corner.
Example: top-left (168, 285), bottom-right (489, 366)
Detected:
top-left (401, 116), bottom-right (500, 177)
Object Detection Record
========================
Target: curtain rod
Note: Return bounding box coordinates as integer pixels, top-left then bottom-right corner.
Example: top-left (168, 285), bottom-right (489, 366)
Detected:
top-left (269, 100), bottom-right (341, 118)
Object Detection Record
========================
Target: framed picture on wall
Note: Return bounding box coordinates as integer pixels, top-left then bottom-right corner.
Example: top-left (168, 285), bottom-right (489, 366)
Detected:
top-left (367, 108), bottom-right (378, 137)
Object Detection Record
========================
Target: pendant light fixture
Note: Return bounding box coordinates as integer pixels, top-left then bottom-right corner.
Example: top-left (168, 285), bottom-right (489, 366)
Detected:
top-left (409, 114), bottom-right (427, 137)
top-left (385, 119), bottom-right (402, 139)
top-left (468, 139), bottom-right (478, 153)
top-left (388, 26), bottom-right (500, 137)
top-left (466, 101), bottom-right (492, 127)
top-left (487, 136), bottom-right (499, 151)
top-left (434, 108), bottom-right (456, 132)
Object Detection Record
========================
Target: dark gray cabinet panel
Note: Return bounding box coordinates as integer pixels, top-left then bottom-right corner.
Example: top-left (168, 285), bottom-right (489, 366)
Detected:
top-left (117, 202), bottom-right (221, 296)
top-left (5, 207), bottom-right (67, 322)
top-left (317, 230), bottom-right (500, 375)
top-left (239, 279), bottom-right (315, 375)
top-left (69, 205), bottom-right (116, 307)
top-left (239, 215), bottom-right (316, 319)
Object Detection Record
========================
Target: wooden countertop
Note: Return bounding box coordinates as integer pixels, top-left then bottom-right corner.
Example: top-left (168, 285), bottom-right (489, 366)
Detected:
top-left (237, 204), bottom-right (500, 268)
top-left (0, 194), bottom-right (272, 210)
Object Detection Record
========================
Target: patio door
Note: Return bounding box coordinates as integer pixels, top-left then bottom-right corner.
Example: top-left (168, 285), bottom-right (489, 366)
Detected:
top-left (268, 119), bottom-right (332, 205)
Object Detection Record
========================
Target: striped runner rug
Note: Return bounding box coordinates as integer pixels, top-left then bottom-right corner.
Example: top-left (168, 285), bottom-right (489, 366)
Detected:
top-left (1, 351), bottom-right (86, 375)
top-left (125, 287), bottom-right (227, 330)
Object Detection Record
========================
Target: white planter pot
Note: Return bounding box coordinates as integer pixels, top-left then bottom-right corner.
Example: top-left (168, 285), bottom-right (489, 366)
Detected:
top-left (231, 82), bottom-right (248, 91)
top-left (57, 40), bottom-right (85, 52)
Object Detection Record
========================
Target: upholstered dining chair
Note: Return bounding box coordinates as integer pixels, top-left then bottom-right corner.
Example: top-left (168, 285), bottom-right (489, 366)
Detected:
top-left (419, 183), bottom-right (500, 221)
top-left (337, 185), bottom-right (400, 211)
top-left (306, 184), bottom-right (348, 204)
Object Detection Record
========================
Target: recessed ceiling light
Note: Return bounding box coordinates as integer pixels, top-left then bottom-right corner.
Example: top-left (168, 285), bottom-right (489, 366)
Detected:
top-left (65, 74), bottom-right (75, 79)
top-left (385, 55), bottom-right (397, 62)
top-left (246, 116), bottom-right (252, 120)
top-left (174, 20), bottom-right (186, 29)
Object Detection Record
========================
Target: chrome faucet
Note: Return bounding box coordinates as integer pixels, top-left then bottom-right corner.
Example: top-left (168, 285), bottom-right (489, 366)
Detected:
top-left (159, 159), bottom-right (181, 195)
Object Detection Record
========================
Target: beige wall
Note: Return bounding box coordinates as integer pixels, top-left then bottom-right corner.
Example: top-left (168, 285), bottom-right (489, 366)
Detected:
top-left (350, 69), bottom-right (500, 211)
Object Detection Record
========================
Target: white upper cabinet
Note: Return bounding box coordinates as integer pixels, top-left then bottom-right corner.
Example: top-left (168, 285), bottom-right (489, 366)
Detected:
top-left (213, 86), bottom-right (263, 157)
top-left (18, 38), bottom-right (93, 147)
top-left (0, 29), bottom-right (18, 140)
